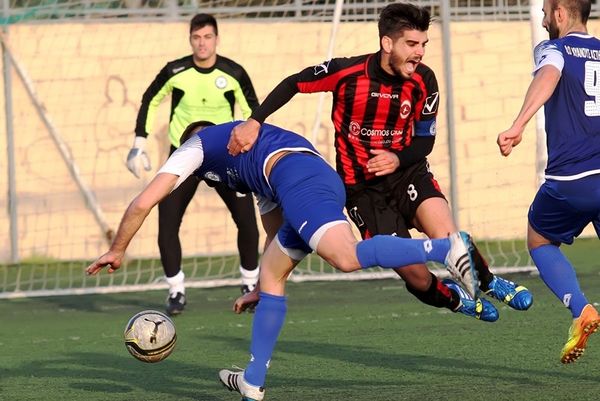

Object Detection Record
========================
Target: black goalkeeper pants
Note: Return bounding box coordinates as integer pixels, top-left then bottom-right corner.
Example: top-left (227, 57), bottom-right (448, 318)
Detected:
top-left (158, 174), bottom-right (259, 278)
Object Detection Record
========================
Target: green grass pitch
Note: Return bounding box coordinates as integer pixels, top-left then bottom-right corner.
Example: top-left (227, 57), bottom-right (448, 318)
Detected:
top-left (1, 238), bottom-right (599, 401)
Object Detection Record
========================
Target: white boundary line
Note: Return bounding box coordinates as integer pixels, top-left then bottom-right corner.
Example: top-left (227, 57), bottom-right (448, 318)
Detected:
top-left (0, 266), bottom-right (538, 299)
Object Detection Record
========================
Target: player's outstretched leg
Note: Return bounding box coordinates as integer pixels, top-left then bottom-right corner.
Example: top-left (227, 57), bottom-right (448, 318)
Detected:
top-left (470, 242), bottom-right (533, 311)
top-left (445, 232), bottom-right (480, 299)
top-left (561, 304), bottom-right (600, 364)
top-left (219, 368), bottom-right (265, 401)
top-left (443, 279), bottom-right (499, 322)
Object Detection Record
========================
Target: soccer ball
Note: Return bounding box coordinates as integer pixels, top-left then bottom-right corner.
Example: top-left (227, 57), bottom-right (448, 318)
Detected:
top-left (124, 310), bottom-right (177, 363)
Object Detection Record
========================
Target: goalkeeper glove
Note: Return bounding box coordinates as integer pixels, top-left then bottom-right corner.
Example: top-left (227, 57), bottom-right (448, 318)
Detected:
top-left (126, 136), bottom-right (152, 178)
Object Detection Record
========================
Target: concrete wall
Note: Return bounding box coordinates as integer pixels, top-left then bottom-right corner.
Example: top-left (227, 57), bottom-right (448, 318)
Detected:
top-left (1, 20), bottom-right (598, 261)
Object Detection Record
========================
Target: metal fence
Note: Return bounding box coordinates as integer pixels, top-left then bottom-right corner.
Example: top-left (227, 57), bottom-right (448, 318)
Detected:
top-left (3, 0), bottom-right (598, 23)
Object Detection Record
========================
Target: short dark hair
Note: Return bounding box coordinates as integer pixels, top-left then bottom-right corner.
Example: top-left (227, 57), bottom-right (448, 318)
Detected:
top-left (180, 120), bottom-right (215, 143)
top-left (189, 13), bottom-right (218, 35)
top-left (556, 0), bottom-right (591, 23)
top-left (378, 3), bottom-right (431, 40)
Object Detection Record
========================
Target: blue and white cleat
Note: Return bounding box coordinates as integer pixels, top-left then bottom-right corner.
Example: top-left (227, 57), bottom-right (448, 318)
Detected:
top-left (485, 275), bottom-right (533, 310)
top-left (443, 279), bottom-right (499, 322)
top-left (445, 231), bottom-right (480, 299)
top-left (219, 368), bottom-right (265, 401)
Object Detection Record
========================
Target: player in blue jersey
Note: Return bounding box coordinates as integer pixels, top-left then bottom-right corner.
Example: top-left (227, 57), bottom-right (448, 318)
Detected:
top-left (497, 0), bottom-right (600, 364)
top-left (85, 121), bottom-right (484, 401)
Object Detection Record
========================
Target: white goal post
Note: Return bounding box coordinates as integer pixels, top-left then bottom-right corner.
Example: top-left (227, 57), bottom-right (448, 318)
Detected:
top-left (0, 0), bottom-right (558, 299)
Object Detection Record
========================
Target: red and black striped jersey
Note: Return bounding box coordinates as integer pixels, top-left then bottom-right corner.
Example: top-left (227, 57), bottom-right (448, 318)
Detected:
top-left (253, 51), bottom-right (439, 185)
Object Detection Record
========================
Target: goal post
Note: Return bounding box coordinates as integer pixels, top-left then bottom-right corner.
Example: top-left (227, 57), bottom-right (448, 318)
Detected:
top-left (0, 30), bottom-right (115, 246)
top-left (0, 0), bottom-right (560, 299)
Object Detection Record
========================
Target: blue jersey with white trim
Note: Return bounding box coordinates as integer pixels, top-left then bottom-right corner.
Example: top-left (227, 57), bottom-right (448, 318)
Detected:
top-left (192, 121), bottom-right (319, 200)
top-left (536, 34), bottom-right (600, 178)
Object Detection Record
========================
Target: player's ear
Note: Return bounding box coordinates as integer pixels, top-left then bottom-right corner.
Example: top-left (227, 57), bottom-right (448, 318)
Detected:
top-left (555, 4), bottom-right (567, 24)
top-left (381, 35), bottom-right (393, 53)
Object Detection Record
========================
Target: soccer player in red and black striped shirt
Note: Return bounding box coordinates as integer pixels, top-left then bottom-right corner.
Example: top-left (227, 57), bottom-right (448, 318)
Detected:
top-left (229, 3), bottom-right (533, 318)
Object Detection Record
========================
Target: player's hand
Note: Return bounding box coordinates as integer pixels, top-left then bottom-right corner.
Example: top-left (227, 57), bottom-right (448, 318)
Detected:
top-left (228, 119), bottom-right (261, 156)
top-left (367, 149), bottom-right (400, 176)
top-left (86, 251), bottom-right (124, 275)
top-left (233, 288), bottom-right (260, 314)
top-left (126, 136), bottom-right (152, 178)
top-left (497, 126), bottom-right (524, 157)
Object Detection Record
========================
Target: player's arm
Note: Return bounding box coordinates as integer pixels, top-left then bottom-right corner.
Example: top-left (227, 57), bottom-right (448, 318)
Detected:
top-left (228, 57), bottom-right (352, 155)
top-left (234, 65), bottom-right (260, 118)
top-left (497, 65), bottom-right (560, 156)
top-left (367, 137), bottom-right (435, 176)
top-left (498, 40), bottom-right (562, 156)
top-left (227, 75), bottom-right (300, 155)
top-left (127, 64), bottom-right (174, 178)
top-left (85, 173), bottom-right (178, 275)
top-left (88, 135), bottom-right (204, 275)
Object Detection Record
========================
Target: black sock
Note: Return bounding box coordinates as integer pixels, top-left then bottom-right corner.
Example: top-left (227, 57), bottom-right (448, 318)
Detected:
top-left (405, 273), bottom-right (460, 311)
top-left (472, 242), bottom-right (494, 291)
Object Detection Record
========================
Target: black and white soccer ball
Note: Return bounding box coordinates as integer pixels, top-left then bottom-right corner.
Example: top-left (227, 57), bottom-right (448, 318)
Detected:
top-left (124, 310), bottom-right (177, 363)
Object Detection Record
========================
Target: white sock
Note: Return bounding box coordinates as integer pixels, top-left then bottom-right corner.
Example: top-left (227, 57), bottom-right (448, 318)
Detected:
top-left (240, 265), bottom-right (259, 288)
top-left (166, 270), bottom-right (185, 296)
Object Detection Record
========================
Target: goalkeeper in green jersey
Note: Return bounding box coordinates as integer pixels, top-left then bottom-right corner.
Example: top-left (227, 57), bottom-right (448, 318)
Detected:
top-left (127, 13), bottom-right (261, 316)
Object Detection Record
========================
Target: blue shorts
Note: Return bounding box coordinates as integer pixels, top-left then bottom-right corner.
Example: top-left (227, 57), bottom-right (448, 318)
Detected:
top-left (528, 174), bottom-right (600, 244)
top-left (268, 152), bottom-right (348, 258)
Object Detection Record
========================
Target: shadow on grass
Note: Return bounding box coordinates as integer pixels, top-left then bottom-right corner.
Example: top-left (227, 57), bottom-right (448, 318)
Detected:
top-left (203, 333), bottom-right (600, 388)
top-left (0, 351), bottom-right (223, 401)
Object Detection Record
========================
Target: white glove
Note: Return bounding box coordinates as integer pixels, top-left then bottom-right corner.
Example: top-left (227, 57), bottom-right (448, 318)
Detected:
top-left (126, 136), bottom-right (152, 178)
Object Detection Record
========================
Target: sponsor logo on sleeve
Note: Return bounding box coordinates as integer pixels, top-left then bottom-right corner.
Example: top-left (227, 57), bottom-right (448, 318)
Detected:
top-left (313, 60), bottom-right (331, 75)
top-left (430, 120), bottom-right (437, 136)
top-left (422, 92), bottom-right (439, 115)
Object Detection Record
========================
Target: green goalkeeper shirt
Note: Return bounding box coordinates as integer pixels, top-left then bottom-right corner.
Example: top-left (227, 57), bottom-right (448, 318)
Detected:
top-left (134, 54), bottom-right (259, 148)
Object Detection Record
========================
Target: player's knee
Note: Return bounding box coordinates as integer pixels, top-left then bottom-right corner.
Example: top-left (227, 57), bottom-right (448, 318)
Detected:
top-left (323, 252), bottom-right (361, 273)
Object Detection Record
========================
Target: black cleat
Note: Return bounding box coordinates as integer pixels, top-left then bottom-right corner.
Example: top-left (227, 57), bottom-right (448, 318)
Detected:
top-left (166, 292), bottom-right (186, 316)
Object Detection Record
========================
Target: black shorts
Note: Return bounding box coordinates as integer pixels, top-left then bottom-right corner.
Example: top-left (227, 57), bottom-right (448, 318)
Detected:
top-left (345, 159), bottom-right (446, 239)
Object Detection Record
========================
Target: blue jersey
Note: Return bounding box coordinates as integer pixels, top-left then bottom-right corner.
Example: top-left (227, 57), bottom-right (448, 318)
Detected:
top-left (534, 34), bottom-right (600, 179)
top-left (158, 121), bottom-right (320, 202)
top-left (158, 121), bottom-right (347, 253)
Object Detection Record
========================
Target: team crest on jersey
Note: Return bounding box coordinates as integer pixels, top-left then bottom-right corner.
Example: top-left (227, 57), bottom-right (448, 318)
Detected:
top-left (429, 121), bottom-right (437, 136)
top-left (349, 121), bottom-right (361, 136)
top-left (313, 60), bottom-right (331, 76)
top-left (400, 100), bottom-right (412, 119)
top-left (204, 171), bottom-right (221, 182)
top-left (215, 76), bottom-right (228, 89)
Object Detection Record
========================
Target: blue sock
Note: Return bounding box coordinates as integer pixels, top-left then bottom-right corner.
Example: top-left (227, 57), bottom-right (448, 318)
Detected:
top-left (244, 292), bottom-right (287, 387)
top-left (356, 235), bottom-right (449, 269)
top-left (530, 244), bottom-right (588, 317)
